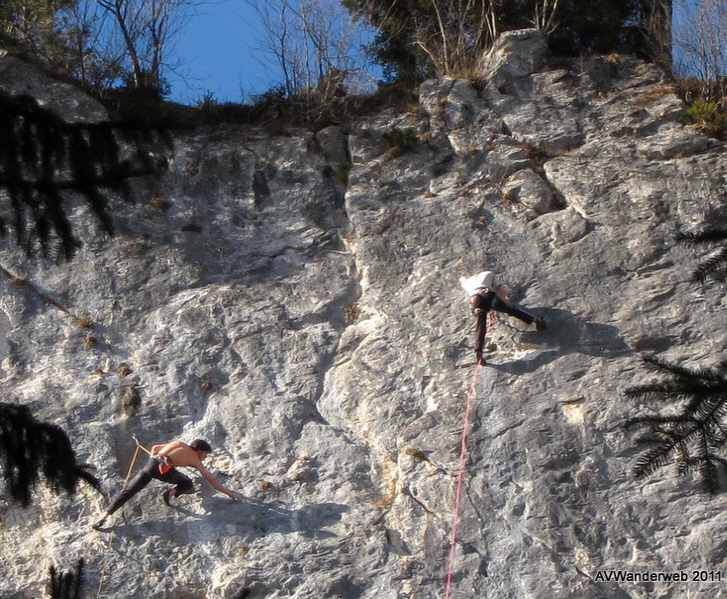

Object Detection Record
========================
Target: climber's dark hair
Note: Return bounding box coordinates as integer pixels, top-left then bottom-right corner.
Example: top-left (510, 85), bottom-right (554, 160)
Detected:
top-left (190, 439), bottom-right (212, 453)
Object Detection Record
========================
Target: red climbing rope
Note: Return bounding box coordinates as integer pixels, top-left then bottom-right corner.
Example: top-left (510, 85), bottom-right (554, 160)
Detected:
top-left (444, 360), bottom-right (483, 599)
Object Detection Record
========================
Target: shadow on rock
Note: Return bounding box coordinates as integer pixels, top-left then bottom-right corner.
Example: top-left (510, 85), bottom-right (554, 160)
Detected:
top-left (489, 307), bottom-right (632, 375)
top-left (110, 497), bottom-right (349, 543)
top-left (227, 498), bottom-right (349, 540)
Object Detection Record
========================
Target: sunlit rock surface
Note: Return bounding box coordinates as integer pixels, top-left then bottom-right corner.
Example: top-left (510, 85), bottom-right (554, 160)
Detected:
top-left (2, 30), bottom-right (727, 599)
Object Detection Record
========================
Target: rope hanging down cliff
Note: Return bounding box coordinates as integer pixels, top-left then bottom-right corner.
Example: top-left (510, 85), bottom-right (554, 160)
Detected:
top-left (444, 356), bottom-right (484, 599)
top-left (94, 439), bottom-right (144, 599)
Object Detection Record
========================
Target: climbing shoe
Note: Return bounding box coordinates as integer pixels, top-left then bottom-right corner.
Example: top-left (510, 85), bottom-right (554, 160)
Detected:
top-left (162, 489), bottom-right (173, 506)
top-left (534, 317), bottom-right (547, 331)
top-left (91, 517), bottom-right (107, 531)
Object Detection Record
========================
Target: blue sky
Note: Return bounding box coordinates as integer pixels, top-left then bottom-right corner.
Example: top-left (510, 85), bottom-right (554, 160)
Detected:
top-left (164, 0), bottom-right (377, 106)
top-left (166, 1), bottom-right (270, 105)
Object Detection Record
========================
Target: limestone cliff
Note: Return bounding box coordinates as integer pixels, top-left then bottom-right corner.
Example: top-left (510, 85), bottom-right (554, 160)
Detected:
top-left (1, 30), bottom-right (727, 599)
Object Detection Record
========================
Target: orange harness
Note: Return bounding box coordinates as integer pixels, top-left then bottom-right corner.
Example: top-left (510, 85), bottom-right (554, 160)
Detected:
top-left (132, 437), bottom-right (175, 475)
top-left (156, 456), bottom-right (174, 475)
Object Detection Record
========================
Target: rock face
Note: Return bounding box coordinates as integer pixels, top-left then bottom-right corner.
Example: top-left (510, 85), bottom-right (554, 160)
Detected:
top-left (0, 54), bottom-right (108, 122)
top-left (475, 29), bottom-right (549, 90)
top-left (2, 34), bottom-right (727, 599)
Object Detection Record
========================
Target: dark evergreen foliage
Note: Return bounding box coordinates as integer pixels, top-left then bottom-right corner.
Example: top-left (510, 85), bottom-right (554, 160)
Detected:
top-left (0, 403), bottom-right (102, 506)
top-left (676, 228), bottom-right (727, 283)
top-left (368, 30), bottom-right (430, 86)
top-left (542, 0), bottom-right (643, 55)
top-left (0, 89), bottom-right (171, 261)
top-left (48, 559), bottom-right (85, 599)
top-left (624, 355), bottom-right (727, 494)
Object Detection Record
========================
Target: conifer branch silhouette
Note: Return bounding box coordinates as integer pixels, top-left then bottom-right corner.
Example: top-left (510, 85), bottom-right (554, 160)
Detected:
top-left (0, 403), bottom-right (102, 507)
top-left (625, 355), bottom-right (727, 494)
top-left (676, 228), bottom-right (727, 283)
top-left (0, 90), bottom-right (171, 261)
top-left (48, 559), bottom-right (85, 599)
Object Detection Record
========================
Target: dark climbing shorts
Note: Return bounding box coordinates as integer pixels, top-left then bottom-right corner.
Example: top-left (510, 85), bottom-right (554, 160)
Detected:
top-left (107, 457), bottom-right (194, 515)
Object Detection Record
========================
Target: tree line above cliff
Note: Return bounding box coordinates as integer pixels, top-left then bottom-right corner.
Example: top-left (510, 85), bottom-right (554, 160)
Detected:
top-left (1, 1), bottom-right (673, 98)
top-left (10, 1), bottom-right (727, 138)
top-left (343, 0), bottom-right (672, 83)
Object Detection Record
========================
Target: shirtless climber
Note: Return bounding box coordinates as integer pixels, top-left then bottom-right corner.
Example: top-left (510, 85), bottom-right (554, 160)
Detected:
top-left (92, 439), bottom-right (241, 530)
top-left (460, 271), bottom-right (546, 366)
